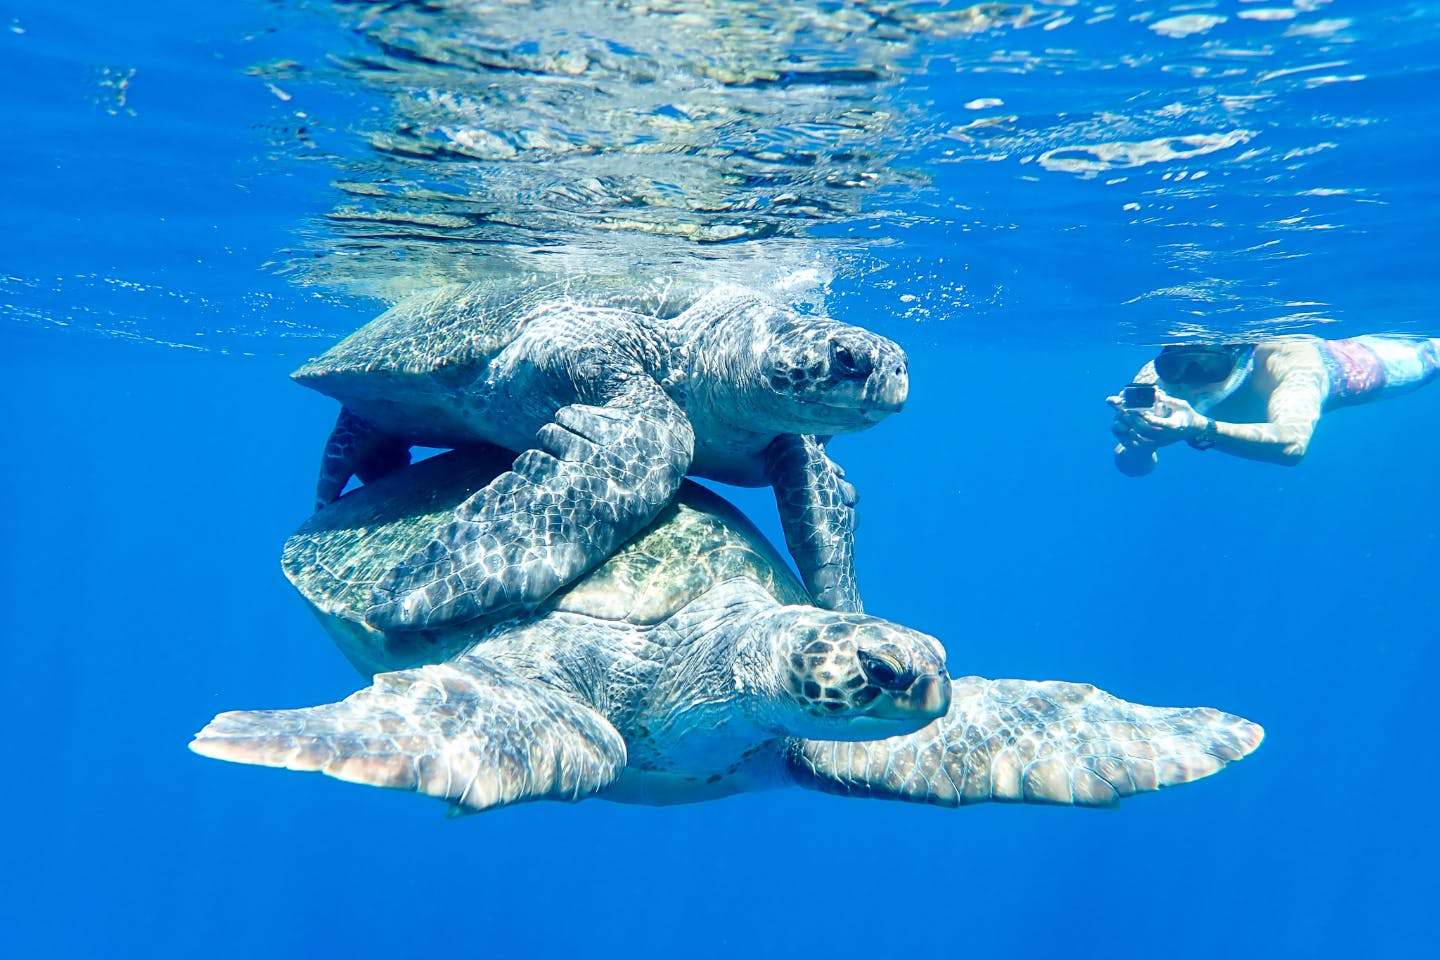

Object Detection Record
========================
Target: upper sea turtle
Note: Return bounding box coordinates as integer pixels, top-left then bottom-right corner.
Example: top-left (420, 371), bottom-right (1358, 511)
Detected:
top-left (191, 447), bottom-right (1262, 814)
top-left (293, 274), bottom-right (907, 632)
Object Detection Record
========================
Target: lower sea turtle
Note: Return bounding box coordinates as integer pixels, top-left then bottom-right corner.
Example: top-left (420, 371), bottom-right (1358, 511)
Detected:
top-left (191, 448), bottom-right (1262, 814)
top-left (292, 274), bottom-right (907, 632)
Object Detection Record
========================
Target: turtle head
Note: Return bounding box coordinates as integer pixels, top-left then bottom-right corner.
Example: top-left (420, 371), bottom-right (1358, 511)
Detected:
top-left (692, 291), bottom-right (908, 434)
top-left (743, 607), bottom-right (950, 740)
top-left (755, 315), bottom-right (910, 433)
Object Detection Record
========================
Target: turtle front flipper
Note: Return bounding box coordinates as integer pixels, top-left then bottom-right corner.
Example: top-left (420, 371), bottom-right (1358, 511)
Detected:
top-left (315, 407), bottom-right (412, 509)
top-left (788, 677), bottom-right (1263, 807)
top-left (366, 377), bottom-right (696, 632)
top-left (766, 434), bottom-right (862, 613)
top-left (190, 658), bottom-right (626, 814)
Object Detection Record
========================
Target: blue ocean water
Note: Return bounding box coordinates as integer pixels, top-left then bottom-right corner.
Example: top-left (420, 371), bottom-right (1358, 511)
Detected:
top-left (3, 1), bottom-right (1438, 956)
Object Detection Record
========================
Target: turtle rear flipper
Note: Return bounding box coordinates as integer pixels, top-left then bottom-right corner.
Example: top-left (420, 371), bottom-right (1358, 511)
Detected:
top-left (190, 659), bottom-right (626, 814)
top-left (365, 376), bottom-right (695, 632)
top-left (788, 677), bottom-right (1263, 807)
top-left (315, 407), bottom-right (412, 509)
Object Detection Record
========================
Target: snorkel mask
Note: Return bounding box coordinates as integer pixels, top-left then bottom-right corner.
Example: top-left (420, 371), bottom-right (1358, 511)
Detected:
top-left (1153, 343), bottom-right (1255, 412)
top-left (1154, 344), bottom-right (1248, 384)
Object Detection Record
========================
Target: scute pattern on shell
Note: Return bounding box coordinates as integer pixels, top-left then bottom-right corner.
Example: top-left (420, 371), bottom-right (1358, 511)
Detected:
top-left (293, 274), bottom-right (704, 381)
top-left (282, 445), bottom-right (808, 673)
top-left (550, 488), bottom-right (809, 625)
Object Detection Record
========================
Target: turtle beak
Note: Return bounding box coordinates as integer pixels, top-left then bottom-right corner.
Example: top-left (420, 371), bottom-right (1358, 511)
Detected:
top-left (823, 328), bottom-right (909, 418)
top-left (855, 629), bottom-right (950, 726)
top-left (864, 344), bottom-right (909, 413)
top-left (871, 674), bottom-right (951, 724)
top-left (911, 674), bottom-right (951, 719)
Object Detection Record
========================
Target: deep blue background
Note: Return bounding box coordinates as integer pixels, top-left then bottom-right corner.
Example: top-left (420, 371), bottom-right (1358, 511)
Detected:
top-left (3, 2), bottom-right (1438, 957)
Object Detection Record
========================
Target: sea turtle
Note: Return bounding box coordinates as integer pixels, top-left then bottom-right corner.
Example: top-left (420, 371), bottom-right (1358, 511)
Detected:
top-left (191, 448), bottom-right (1262, 814)
top-left (292, 274), bottom-right (907, 632)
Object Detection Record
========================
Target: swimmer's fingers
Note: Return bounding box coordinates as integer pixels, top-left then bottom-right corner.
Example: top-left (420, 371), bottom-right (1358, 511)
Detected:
top-left (1130, 410), bottom-right (1177, 440)
top-left (1152, 389), bottom-right (1202, 421)
top-left (1111, 404), bottom-right (1150, 431)
top-left (1131, 407), bottom-right (1197, 447)
top-left (1113, 424), bottom-right (1149, 449)
top-left (1152, 386), bottom-right (1185, 407)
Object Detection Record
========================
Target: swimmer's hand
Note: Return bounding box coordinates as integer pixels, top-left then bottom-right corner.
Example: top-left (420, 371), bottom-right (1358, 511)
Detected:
top-left (1108, 388), bottom-right (1207, 448)
top-left (1104, 397), bottom-right (1160, 476)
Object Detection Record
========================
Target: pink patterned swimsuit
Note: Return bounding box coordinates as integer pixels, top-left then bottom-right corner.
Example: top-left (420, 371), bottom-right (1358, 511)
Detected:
top-left (1320, 336), bottom-right (1440, 410)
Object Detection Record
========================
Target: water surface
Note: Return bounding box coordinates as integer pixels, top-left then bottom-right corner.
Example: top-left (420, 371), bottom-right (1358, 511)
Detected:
top-left (3, 2), bottom-right (1438, 956)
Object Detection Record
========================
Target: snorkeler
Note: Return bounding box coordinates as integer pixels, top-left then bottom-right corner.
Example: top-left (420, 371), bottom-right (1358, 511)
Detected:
top-left (1107, 335), bottom-right (1440, 476)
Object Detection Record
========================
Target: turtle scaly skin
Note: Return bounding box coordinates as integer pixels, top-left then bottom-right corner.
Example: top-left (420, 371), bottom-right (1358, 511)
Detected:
top-left (292, 275), bottom-right (906, 633)
top-left (193, 449), bottom-right (1262, 815)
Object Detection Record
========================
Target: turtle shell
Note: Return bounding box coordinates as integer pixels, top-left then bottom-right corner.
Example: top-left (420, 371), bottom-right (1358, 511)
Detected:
top-left (291, 274), bottom-right (702, 383)
top-left (281, 445), bottom-right (807, 676)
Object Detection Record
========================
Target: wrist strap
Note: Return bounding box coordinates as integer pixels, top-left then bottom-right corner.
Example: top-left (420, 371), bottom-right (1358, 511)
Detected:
top-left (1187, 417), bottom-right (1218, 450)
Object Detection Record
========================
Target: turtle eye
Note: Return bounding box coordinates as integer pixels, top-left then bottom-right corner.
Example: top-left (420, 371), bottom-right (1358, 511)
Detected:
top-left (829, 341), bottom-right (872, 380)
top-left (858, 649), bottom-right (911, 691)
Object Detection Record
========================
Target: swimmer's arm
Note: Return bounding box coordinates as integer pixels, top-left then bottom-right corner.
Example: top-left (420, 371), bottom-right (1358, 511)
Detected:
top-left (1205, 346), bottom-right (1326, 465)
